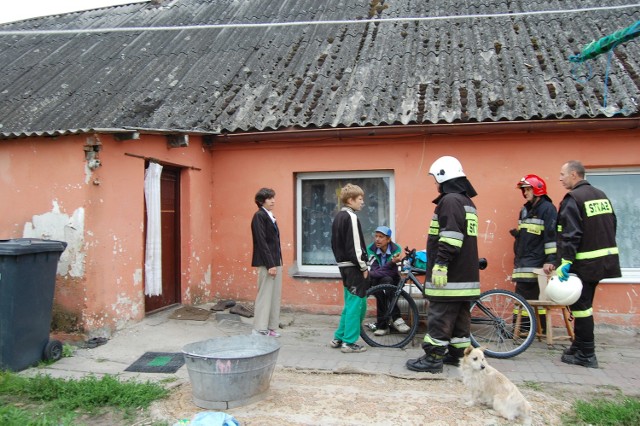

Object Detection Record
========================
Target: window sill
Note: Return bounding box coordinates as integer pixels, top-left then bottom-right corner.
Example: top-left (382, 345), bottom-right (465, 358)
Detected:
top-left (289, 264), bottom-right (341, 279)
top-left (600, 268), bottom-right (640, 284)
top-left (292, 271), bottom-right (341, 280)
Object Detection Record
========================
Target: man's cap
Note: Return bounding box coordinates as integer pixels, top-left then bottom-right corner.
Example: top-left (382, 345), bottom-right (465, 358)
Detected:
top-left (374, 226), bottom-right (392, 237)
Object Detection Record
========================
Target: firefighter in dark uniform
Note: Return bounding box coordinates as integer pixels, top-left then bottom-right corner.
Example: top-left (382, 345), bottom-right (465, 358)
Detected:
top-left (555, 160), bottom-right (621, 368)
top-left (406, 156), bottom-right (480, 373)
top-left (511, 174), bottom-right (557, 332)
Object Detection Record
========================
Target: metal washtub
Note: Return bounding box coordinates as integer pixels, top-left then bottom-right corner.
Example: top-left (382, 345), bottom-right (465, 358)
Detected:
top-left (182, 335), bottom-right (281, 409)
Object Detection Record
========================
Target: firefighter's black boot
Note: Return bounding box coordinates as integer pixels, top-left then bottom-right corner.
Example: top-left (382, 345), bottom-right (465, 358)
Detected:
top-left (561, 341), bottom-right (598, 368)
top-left (406, 344), bottom-right (446, 373)
top-left (562, 340), bottom-right (579, 356)
top-left (443, 346), bottom-right (465, 367)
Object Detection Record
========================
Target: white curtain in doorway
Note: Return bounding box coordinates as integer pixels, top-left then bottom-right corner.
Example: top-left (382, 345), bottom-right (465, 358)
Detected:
top-left (144, 162), bottom-right (163, 296)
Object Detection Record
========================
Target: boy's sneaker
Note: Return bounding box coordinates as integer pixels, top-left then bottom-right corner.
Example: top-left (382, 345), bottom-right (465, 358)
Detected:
top-left (341, 342), bottom-right (367, 353)
top-left (253, 329), bottom-right (280, 337)
top-left (329, 339), bottom-right (343, 348)
top-left (268, 329), bottom-right (281, 338)
top-left (374, 327), bottom-right (390, 336)
top-left (392, 318), bottom-right (411, 333)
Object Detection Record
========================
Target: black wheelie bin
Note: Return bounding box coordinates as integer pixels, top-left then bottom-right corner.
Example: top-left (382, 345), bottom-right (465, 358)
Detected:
top-left (0, 238), bottom-right (67, 371)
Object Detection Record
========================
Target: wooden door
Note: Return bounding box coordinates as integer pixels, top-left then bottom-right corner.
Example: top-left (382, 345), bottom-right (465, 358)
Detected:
top-left (145, 166), bottom-right (181, 312)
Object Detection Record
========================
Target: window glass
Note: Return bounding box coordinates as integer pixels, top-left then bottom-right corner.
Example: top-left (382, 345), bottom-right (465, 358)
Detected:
top-left (587, 170), bottom-right (640, 281)
top-left (296, 171), bottom-right (394, 274)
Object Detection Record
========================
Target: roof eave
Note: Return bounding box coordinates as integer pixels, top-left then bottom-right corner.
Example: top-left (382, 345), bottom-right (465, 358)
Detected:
top-left (213, 117), bottom-right (640, 144)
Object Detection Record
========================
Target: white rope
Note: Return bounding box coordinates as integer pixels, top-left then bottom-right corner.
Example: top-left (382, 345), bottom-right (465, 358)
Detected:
top-left (1, 3), bottom-right (639, 36)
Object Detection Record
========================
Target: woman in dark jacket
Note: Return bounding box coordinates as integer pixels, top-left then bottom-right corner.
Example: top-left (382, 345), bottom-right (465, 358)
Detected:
top-left (251, 187), bottom-right (283, 337)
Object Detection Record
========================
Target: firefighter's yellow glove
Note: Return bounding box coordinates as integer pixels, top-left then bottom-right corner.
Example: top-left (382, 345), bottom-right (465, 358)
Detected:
top-left (432, 264), bottom-right (448, 288)
top-left (557, 259), bottom-right (572, 282)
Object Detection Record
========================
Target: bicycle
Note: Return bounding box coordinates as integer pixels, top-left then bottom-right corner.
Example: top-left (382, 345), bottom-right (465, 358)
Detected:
top-left (361, 247), bottom-right (537, 358)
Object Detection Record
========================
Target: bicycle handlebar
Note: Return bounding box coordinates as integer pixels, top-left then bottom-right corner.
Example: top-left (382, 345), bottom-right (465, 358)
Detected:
top-left (403, 246), bottom-right (488, 271)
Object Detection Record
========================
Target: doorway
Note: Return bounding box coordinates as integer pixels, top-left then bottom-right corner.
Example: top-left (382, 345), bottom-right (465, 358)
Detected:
top-left (145, 165), bottom-right (181, 312)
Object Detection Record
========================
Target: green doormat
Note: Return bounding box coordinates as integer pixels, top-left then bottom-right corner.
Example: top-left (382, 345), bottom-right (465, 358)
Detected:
top-left (124, 352), bottom-right (185, 373)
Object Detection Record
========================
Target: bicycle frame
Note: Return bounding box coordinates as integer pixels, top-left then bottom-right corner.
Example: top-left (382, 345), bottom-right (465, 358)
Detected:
top-left (361, 247), bottom-right (537, 357)
top-left (398, 257), bottom-right (502, 328)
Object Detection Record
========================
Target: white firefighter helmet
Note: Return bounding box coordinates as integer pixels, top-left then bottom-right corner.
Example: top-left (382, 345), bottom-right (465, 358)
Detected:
top-left (545, 274), bottom-right (583, 305)
top-left (429, 156), bottom-right (466, 183)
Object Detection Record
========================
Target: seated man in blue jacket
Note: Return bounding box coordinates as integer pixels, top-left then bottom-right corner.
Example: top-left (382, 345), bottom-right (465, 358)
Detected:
top-left (367, 226), bottom-right (411, 335)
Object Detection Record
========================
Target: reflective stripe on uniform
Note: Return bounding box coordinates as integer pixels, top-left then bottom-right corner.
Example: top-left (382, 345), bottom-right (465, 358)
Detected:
top-left (583, 199), bottom-right (613, 217)
top-left (512, 271), bottom-right (537, 280)
top-left (575, 246), bottom-right (619, 260)
top-left (466, 206), bottom-right (478, 236)
top-left (425, 281), bottom-right (479, 289)
top-left (514, 308), bottom-right (532, 317)
top-left (429, 215), bottom-right (439, 235)
top-left (425, 281), bottom-right (481, 297)
top-left (440, 230), bottom-right (464, 248)
top-left (512, 266), bottom-right (538, 280)
top-left (518, 218), bottom-right (544, 235)
top-left (450, 337), bottom-right (471, 348)
top-left (423, 334), bottom-right (448, 347)
top-left (572, 307), bottom-right (593, 318)
top-left (513, 307), bottom-right (546, 316)
top-left (545, 242), bottom-right (557, 255)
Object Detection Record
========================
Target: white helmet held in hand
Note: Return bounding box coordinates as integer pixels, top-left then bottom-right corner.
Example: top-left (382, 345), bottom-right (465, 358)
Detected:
top-left (429, 156), bottom-right (466, 183)
top-left (545, 274), bottom-right (583, 305)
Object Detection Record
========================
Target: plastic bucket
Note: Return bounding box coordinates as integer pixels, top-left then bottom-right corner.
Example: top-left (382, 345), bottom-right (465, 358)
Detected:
top-left (182, 334), bottom-right (280, 409)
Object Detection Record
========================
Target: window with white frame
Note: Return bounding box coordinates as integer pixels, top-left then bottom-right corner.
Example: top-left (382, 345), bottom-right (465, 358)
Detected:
top-left (586, 168), bottom-right (640, 282)
top-left (296, 171), bottom-right (395, 275)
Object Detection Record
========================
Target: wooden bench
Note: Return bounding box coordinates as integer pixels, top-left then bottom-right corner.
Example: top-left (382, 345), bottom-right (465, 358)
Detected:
top-left (525, 268), bottom-right (575, 346)
top-left (526, 300), bottom-right (575, 346)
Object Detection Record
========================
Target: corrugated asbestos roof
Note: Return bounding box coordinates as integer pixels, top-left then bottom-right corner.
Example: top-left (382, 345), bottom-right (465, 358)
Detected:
top-left (0, 0), bottom-right (639, 138)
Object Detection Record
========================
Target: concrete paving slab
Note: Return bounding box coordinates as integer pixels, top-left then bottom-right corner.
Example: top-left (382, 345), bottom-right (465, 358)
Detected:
top-left (19, 304), bottom-right (640, 397)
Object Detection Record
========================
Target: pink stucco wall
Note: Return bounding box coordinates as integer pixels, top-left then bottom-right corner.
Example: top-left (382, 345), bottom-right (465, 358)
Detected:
top-left (210, 128), bottom-right (640, 327)
top-left (0, 133), bottom-right (213, 334)
top-left (1, 126), bottom-right (638, 333)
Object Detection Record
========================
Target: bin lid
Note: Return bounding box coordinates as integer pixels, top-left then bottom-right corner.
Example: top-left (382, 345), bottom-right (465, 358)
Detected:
top-left (0, 238), bottom-right (67, 255)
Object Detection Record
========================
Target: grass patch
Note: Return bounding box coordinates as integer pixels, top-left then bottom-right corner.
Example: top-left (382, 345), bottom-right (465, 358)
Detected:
top-left (62, 343), bottom-right (76, 358)
top-left (0, 371), bottom-right (169, 425)
top-left (563, 396), bottom-right (640, 425)
top-left (521, 380), bottom-right (542, 391)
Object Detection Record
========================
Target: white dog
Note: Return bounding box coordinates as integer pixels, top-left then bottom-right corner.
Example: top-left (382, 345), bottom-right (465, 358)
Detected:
top-left (460, 346), bottom-right (532, 425)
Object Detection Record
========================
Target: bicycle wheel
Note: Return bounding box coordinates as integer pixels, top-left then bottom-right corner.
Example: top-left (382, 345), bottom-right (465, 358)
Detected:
top-left (469, 289), bottom-right (536, 358)
top-left (361, 284), bottom-right (420, 348)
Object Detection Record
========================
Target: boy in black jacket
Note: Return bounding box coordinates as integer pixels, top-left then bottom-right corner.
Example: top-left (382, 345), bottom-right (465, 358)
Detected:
top-left (330, 184), bottom-right (369, 353)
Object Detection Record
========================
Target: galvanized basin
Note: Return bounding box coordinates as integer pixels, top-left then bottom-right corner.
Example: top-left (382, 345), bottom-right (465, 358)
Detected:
top-left (182, 334), bottom-right (280, 409)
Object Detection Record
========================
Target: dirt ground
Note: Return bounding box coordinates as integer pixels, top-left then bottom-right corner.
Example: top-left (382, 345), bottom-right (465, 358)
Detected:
top-left (148, 367), bottom-right (584, 425)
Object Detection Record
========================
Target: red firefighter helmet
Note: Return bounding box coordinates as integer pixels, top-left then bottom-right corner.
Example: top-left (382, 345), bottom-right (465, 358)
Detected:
top-left (516, 174), bottom-right (547, 196)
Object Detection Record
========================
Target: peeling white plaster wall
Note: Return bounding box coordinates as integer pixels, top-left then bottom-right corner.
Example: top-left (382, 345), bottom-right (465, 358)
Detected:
top-left (111, 292), bottom-right (141, 324)
top-left (133, 268), bottom-right (143, 286)
top-left (23, 200), bottom-right (85, 277)
top-left (204, 264), bottom-right (211, 286)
